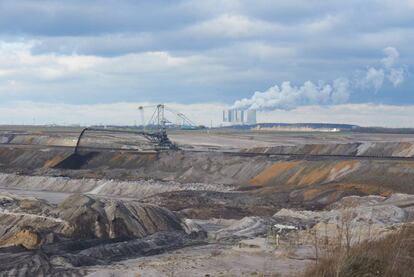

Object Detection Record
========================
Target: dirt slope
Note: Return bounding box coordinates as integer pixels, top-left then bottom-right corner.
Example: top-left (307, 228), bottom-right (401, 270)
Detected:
top-left (0, 194), bottom-right (188, 249)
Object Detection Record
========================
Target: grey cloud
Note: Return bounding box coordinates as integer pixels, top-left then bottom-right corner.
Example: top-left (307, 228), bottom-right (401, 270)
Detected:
top-left (0, 0), bottom-right (198, 36)
top-left (30, 33), bottom-right (156, 56)
top-left (0, 0), bottom-right (413, 107)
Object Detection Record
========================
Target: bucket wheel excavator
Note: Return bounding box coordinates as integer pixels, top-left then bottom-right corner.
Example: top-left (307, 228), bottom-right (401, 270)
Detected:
top-left (73, 104), bottom-right (197, 154)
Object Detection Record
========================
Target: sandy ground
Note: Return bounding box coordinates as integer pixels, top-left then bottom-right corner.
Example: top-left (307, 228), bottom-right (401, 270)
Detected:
top-left (0, 187), bottom-right (71, 204)
top-left (85, 243), bottom-right (314, 277)
top-left (169, 129), bottom-right (414, 150)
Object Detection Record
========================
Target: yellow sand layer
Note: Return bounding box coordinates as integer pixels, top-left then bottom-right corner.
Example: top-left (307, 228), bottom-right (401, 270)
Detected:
top-left (252, 160), bottom-right (360, 188)
top-left (250, 161), bottom-right (302, 187)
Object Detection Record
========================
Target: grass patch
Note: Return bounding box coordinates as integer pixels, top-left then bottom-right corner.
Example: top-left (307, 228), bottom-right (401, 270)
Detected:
top-left (300, 224), bottom-right (414, 277)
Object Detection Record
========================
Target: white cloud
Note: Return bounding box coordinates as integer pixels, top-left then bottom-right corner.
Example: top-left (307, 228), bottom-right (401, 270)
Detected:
top-left (307, 14), bottom-right (342, 33)
top-left (0, 41), bottom-right (103, 82)
top-left (186, 14), bottom-right (281, 39)
top-left (0, 101), bottom-right (228, 127)
top-left (0, 40), bottom-right (237, 98)
top-left (0, 40), bottom-right (301, 105)
top-left (240, 42), bottom-right (296, 60)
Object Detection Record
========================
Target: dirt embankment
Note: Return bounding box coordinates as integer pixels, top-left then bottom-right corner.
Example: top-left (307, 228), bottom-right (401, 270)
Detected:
top-left (1, 141), bottom-right (413, 186)
top-left (2, 147), bottom-right (414, 219)
top-left (9, 134), bottom-right (77, 147)
top-left (138, 157), bottom-right (414, 218)
top-left (0, 173), bottom-right (235, 199)
top-left (0, 194), bottom-right (205, 276)
top-left (0, 147), bottom-right (72, 170)
top-left (0, 134), bottom-right (14, 144)
top-left (59, 154), bottom-right (414, 200)
top-left (51, 150), bottom-right (414, 192)
top-left (249, 159), bottom-right (414, 204)
top-left (54, 151), bottom-right (272, 184)
top-left (245, 141), bottom-right (414, 157)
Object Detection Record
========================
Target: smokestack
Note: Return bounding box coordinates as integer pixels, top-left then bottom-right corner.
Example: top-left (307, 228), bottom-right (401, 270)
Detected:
top-left (246, 109), bottom-right (256, 125)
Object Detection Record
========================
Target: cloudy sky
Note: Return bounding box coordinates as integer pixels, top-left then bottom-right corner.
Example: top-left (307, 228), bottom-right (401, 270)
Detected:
top-left (0, 0), bottom-right (413, 126)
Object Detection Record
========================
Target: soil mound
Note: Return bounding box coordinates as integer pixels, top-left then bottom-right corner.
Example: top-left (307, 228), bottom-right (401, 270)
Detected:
top-left (0, 194), bottom-right (189, 249)
top-left (0, 194), bottom-right (206, 276)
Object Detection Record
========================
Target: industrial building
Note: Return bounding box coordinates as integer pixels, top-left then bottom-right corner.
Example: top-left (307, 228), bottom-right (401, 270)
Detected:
top-left (222, 109), bottom-right (256, 125)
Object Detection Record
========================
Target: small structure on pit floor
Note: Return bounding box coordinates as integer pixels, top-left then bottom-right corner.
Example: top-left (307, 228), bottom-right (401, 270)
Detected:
top-left (267, 224), bottom-right (298, 247)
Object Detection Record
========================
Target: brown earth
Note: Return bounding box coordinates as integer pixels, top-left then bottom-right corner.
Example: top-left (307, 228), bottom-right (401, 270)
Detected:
top-left (1, 145), bottom-right (414, 219)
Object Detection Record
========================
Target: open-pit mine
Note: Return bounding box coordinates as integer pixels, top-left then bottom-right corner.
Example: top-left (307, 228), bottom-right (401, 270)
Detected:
top-left (0, 126), bottom-right (414, 276)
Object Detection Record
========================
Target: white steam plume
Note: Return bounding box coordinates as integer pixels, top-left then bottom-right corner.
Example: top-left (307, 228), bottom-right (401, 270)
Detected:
top-left (357, 46), bottom-right (405, 90)
top-left (233, 78), bottom-right (350, 111)
top-left (234, 47), bottom-right (406, 111)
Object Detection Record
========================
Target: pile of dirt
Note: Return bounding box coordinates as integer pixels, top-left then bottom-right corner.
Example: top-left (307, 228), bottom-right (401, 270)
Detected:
top-left (0, 193), bottom-right (207, 276)
top-left (0, 231), bottom-right (200, 277)
top-left (212, 215), bottom-right (316, 242)
top-left (0, 194), bottom-right (201, 249)
top-left (58, 194), bottom-right (185, 239)
top-left (206, 194), bottom-right (413, 244)
top-left (142, 189), bottom-right (286, 219)
top-left (275, 194), bottom-right (411, 245)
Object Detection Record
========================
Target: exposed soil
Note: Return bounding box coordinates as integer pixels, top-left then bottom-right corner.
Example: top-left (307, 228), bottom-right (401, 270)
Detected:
top-left (1, 127), bottom-right (414, 276)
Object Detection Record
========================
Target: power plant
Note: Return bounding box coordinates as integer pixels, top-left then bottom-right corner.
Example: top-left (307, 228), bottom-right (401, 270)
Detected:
top-left (222, 108), bottom-right (256, 125)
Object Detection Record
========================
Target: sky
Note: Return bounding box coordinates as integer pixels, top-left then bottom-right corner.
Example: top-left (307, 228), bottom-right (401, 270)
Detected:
top-left (0, 0), bottom-right (413, 127)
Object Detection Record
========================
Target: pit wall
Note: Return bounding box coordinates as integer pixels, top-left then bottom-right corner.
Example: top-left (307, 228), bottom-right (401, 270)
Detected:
top-left (9, 134), bottom-right (77, 147)
top-left (0, 135), bottom-right (14, 144)
top-left (1, 146), bottom-right (414, 199)
top-left (0, 148), bottom-right (72, 170)
top-left (244, 142), bottom-right (414, 157)
top-left (250, 159), bottom-right (414, 197)
top-left (53, 150), bottom-right (414, 196)
top-left (57, 151), bottom-right (274, 184)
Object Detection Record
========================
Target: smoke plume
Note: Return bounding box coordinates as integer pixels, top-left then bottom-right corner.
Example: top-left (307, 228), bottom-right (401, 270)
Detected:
top-left (233, 78), bottom-right (350, 111)
top-left (357, 47), bottom-right (405, 90)
top-left (234, 47), bottom-right (406, 111)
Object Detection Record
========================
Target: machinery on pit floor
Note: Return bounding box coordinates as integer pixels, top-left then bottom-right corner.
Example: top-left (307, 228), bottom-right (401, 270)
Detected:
top-left (74, 104), bottom-right (199, 153)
